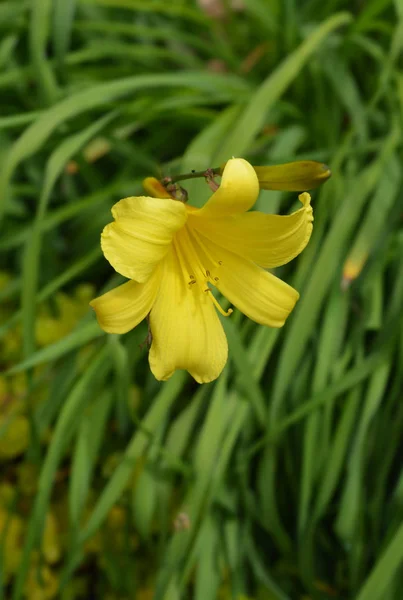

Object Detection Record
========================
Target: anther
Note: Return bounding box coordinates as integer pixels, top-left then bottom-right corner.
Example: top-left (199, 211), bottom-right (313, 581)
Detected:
top-left (206, 270), bottom-right (210, 277)
top-left (218, 260), bottom-right (222, 266)
top-left (214, 277), bottom-right (219, 282)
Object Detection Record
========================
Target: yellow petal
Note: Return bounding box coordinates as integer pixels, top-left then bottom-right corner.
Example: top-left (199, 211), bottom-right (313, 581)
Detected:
top-left (190, 192), bottom-right (313, 268)
top-left (196, 158), bottom-right (259, 218)
top-left (149, 248), bottom-right (228, 383)
top-left (196, 236), bottom-right (299, 327)
top-left (252, 161), bottom-right (331, 191)
top-left (102, 196), bottom-right (187, 282)
top-left (90, 271), bottom-right (160, 334)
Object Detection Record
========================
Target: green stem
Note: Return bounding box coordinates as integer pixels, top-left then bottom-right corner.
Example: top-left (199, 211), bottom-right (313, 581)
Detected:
top-left (162, 167), bottom-right (220, 185)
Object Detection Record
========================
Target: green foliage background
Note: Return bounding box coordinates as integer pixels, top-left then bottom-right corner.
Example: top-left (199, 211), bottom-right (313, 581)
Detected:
top-left (1, 0), bottom-right (403, 598)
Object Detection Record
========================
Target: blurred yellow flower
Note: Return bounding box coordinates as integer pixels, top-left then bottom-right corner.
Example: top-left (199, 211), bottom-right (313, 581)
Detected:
top-left (91, 158), bottom-right (313, 383)
top-left (0, 414), bottom-right (30, 459)
top-left (25, 559), bottom-right (59, 600)
top-left (36, 284), bottom-right (95, 347)
top-left (42, 512), bottom-right (61, 564)
top-left (135, 589), bottom-right (155, 600)
top-left (0, 271), bottom-right (11, 290)
top-left (2, 328), bottom-right (21, 359)
top-left (0, 508), bottom-right (24, 582)
top-left (17, 462), bottom-right (39, 496)
top-left (0, 375), bottom-right (30, 459)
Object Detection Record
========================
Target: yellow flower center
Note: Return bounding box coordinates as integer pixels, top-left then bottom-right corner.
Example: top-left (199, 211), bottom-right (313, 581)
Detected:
top-left (173, 225), bottom-right (233, 318)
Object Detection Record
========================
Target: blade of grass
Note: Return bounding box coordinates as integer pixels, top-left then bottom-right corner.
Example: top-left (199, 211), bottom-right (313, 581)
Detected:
top-left (271, 123), bottom-right (400, 421)
top-left (298, 284), bottom-right (349, 535)
top-left (0, 71), bottom-right (249, 222)
top-left (6, 321), bottom-right (105, 375)
top-left (355, 520), bottom-right (403, 600)
top-left (215, 12), bottom-right (353, 162)
top-left (194, 517), bottom-right (220, 600)
top-left (69, 388), bottom-right (113, 530)
top-left (21, 111), bottom-right (117, 358)
top-left (53, 0), bottom-right (77, 69)
top-left (222, 317), bottom-right (266, 426)
top-left (30, 0), bottom-right (59, 104)
top-left (59, 371), bottom-right (187, 590)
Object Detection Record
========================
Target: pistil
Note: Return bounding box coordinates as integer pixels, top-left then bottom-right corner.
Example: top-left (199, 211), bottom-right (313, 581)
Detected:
top-left (204, 288), bottom-right (233, 317)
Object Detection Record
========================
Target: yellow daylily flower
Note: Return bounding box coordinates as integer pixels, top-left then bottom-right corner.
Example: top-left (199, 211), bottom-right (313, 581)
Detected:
top-left (90, 158), bottom-right (313, 383)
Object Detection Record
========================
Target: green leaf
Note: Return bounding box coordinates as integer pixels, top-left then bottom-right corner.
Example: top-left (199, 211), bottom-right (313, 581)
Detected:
top-left (21, 111), bottom-right (117, 358)
top-left (6, 321), bottom-right (105, 375)
top-left (214, 12), bottom-right (353, 162)
top-left (355, 520), bottom-right (403, 600)
top-left (69, 389), bottom-right (113, 530)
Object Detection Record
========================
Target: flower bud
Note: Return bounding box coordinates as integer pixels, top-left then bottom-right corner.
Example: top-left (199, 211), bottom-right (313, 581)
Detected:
top-left (142, 177), bottom-right (174, 199)
top-left (253, 160), bottom-right (331, 191)
top-left (219, 160), bottom-right (331, 191)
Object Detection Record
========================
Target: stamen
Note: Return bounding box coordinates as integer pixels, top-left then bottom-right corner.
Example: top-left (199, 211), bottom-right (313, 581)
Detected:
top-left (180, 227), bottom-right (211, 281)
top-left (174, 240), bottom-right (191, 279)
top-left (204, 288), bottom-right (233, 317)
top-left (189, 228), bottom-right (222, 271)
top-left (176, 228), bottom-right (225, 306)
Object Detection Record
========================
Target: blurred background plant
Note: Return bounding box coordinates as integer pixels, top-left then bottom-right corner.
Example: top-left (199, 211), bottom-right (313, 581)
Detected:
top-left (1, 0), bottom-right (403, 598)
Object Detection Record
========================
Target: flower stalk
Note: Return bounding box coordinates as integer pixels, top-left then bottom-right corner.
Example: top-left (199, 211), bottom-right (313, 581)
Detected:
top-left (162, 168), bottom-right (221, 186)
